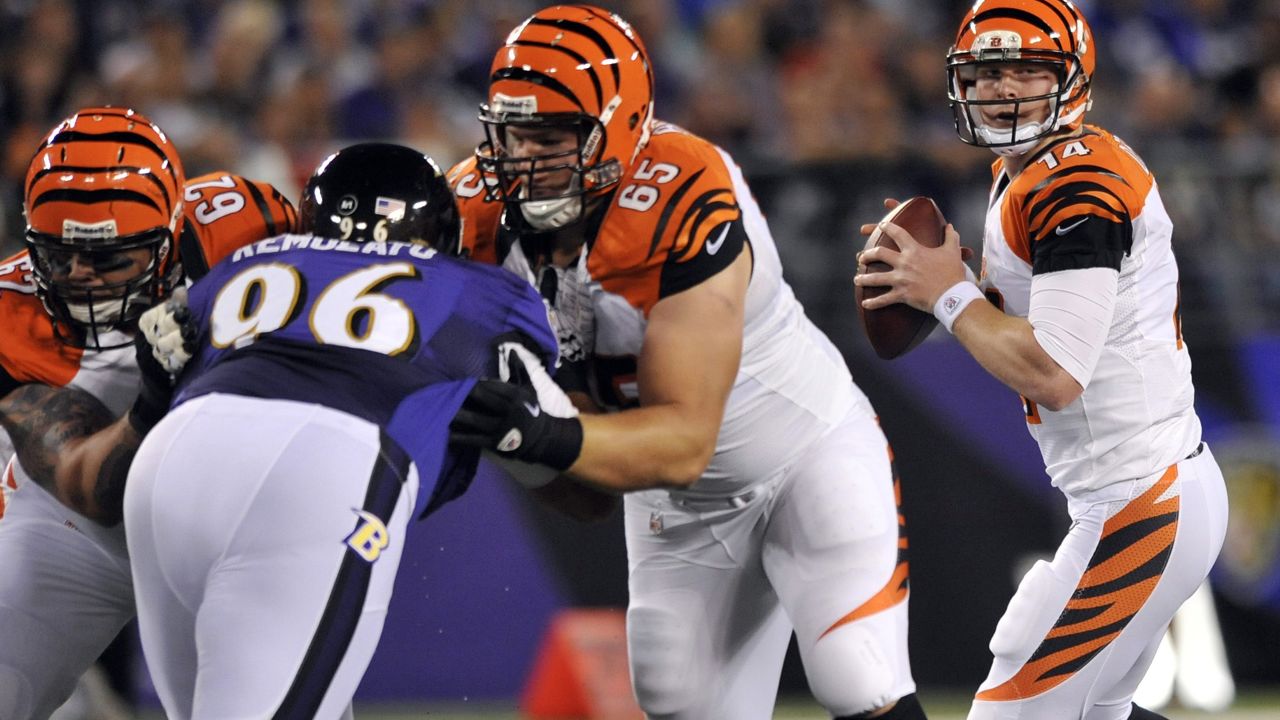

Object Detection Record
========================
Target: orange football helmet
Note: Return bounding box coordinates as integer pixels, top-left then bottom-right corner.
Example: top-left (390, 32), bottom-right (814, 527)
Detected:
top-left (947, 0), bottom-right (1094, 156)
top-left (476, 4), bottom-right (654, 230)
top-left (24, 107), bottom-right (185, 348)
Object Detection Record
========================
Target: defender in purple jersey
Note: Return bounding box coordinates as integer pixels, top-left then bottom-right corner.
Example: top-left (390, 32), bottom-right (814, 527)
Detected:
top-left (122, 143), bottom-right (565, 718)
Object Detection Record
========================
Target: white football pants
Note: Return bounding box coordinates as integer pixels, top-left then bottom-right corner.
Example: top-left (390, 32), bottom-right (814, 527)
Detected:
top-left (623, 407), bottom-right (916, 718)
top-left (968, 445), bottom-right (1228, 720)
top-left (125, 394), bottom-right (417, 719)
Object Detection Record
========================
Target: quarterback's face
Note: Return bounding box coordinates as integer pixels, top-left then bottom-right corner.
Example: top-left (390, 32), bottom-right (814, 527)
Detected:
top-left (972, 62), bottom-right (1059, 128)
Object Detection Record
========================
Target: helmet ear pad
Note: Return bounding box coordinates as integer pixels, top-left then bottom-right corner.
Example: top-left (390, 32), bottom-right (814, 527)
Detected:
top-left (299, 142), bottom-right (461, 254)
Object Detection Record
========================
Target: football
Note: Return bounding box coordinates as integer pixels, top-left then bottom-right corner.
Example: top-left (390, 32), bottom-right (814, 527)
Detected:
top-left (855, 196), bottom-right (947, 360)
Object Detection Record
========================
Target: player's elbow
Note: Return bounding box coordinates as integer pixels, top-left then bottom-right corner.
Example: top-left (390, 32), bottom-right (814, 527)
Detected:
top-left (1026, 372), bottom-right (1083, 413)
top-left (656, 441), bottom-right (715, 488)
top-left (1033, 393), bottom-right (1069, 413)
top-left (656, 466), bottom-right (703, 489)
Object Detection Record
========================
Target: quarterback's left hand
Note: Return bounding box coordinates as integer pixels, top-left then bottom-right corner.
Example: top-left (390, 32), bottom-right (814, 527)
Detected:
top-left (855, 221), bottom-right (968, 312)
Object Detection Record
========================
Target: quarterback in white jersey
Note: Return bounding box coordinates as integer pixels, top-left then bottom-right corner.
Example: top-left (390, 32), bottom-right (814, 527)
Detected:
top-left (856, 2), bottom-right (1228, 719)
top-left (448, 5), bottom-right (926, 719)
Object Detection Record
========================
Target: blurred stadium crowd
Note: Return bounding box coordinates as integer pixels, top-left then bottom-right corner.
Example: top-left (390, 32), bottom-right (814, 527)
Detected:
top-left (2, 0), bottom-right (1279, 332)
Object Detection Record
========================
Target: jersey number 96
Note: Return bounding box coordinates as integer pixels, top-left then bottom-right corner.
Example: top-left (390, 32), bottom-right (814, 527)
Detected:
top-left (208, 261), bottom-right (420, 356)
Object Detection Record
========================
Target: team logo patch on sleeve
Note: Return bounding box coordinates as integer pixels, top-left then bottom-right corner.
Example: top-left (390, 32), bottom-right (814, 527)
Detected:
top-left (344, 509), bottom-right (390, 562)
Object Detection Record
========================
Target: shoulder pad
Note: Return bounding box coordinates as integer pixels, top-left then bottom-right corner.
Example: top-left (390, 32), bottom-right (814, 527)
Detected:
top-left (587, 129), bottom-right (743, 313)
top-left (1010, 129), bottom-right (1151, 246)
top-left (183, 173), bottom-right (299, 275)
top-left (0, 251), bottom-right (79, 385)
top-left (447, 157), bottom-right (503, 265)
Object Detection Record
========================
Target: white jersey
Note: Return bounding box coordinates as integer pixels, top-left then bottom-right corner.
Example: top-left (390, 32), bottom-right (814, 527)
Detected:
top-left (980, 125), bottom-right (1200, 496)
top-left (481, 123), bottom-right (867, 498)
top-left (451, 122), bottom-right (912, 719)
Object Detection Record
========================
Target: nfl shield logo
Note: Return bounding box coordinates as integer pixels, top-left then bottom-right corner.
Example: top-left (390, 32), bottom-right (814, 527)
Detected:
top-left (649, 511), bottom-right (663, 535)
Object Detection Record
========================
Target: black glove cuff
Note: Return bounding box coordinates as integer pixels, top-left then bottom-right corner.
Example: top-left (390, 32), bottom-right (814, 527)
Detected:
top-left (126, 385), bottom-right (170, 435)
top-left (534, 416), bottom-right (584, 472)
top-left (555, 358), bottom-right (591, 395)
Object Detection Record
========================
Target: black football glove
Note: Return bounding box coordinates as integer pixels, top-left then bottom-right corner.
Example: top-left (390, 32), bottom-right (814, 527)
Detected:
top-left (449, 346), bottom-right (583, 471)
top-left (127, 328), bottom-right (174, 435)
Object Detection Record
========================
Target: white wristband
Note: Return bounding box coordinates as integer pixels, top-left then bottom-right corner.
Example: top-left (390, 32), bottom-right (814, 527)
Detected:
top-left (933, 281), bottom-right (985, 334)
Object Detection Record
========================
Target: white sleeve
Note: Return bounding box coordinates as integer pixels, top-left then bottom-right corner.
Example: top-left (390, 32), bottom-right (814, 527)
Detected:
top-left (1028, 267), bottom-right (1118, 389)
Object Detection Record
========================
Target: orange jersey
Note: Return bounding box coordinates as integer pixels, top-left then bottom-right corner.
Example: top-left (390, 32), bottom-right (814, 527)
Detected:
top-left (986, 125), bottom-right (1151, 281)
top-left (453, 122), bottom-right (869, 496)
top-left (980, 125), bottom-right (1198, 494)
top-left (178, 172), bottom-right (299, 278)
top-left (446, 156), bottom-right (502, 266)
top-left (0, 173), bottom-right (297, 410)
top-left (585, 123), bottom-right (745, 317)
top-left (450, 123), bottom-right (745, 317)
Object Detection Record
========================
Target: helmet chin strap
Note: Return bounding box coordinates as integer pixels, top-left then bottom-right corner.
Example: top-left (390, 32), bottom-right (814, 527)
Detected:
top-left (521, 195), bottom-right (583, 231)
top-left (976, 122), bottom-right (1050, 157)
top-left (65, 289), bottom-right (141, 326)
top-left (965, 84), bottom-right (1052, 157)
top-left (519, 175), bottom-right (586, 230)
top-left (967, 81), bottom-right (1080, 158)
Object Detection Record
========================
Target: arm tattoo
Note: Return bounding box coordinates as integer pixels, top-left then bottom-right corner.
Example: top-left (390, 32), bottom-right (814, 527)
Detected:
top-left (0, 384), bottom-right (116, 497)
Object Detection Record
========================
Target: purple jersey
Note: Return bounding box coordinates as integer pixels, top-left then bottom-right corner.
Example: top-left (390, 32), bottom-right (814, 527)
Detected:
top-left (174, 234), bottom-right (557, 516)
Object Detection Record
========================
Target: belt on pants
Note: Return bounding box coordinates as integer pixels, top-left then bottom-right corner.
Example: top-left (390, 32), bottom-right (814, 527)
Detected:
top-left (670, 488), bottom-right (759, 512)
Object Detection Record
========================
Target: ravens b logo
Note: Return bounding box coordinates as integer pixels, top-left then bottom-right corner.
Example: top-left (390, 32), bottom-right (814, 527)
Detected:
top-left (344, 509), bottom-right (390, 562)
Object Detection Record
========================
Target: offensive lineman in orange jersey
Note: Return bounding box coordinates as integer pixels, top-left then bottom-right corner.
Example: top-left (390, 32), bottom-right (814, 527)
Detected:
top-left (447, 6), bottom-right (926, 719)
top-left (0, 107), bottom-right (297, 720)
top-left (855, 2), bottom-right (1228, 719)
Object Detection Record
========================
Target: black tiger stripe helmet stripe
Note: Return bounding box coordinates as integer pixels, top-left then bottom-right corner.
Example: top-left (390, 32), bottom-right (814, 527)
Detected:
top-left (947, 0), bottom-right (1095, 153)
top-left (25, 107), bottom-right (185, 241)
top-left (477, 5), bottom-right (655, 229)
top-left (22, 107), bottom-right (186, 349)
